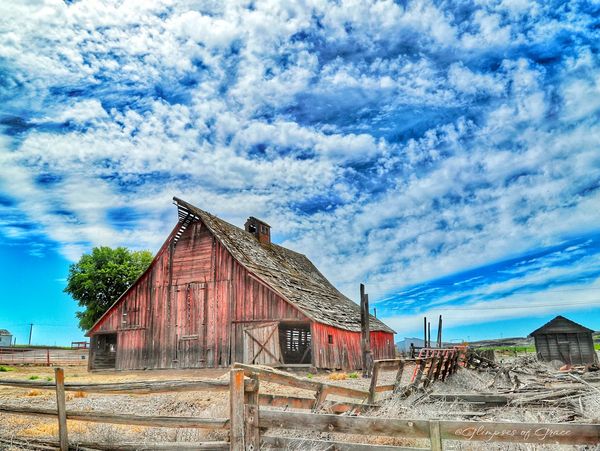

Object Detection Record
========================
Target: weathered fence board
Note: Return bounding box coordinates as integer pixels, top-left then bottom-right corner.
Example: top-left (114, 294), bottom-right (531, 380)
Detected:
top-left (0, 378), bottom-right (236, 393)
top-left (259, 409), bottom-right (431, 437)
top-left (262, 436), bottom-right (426, 450)
top-left (441, 420), bottom-right (600, 445)
top-left (0, 437), bottom-right (229, 451)
top-left (234, 362), bottom-right (369, 400)
top-left (0, 405), bottom-right (229, 429)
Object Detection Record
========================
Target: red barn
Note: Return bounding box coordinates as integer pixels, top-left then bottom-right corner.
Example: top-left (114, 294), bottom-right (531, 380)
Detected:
top-left (87, 197), bottom-right (395, 371)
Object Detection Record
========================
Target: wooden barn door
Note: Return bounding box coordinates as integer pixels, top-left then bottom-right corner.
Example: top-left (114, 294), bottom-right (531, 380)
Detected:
top-left (174, 282), bottom-right (206, 368)
top-left (243, 322), bottom-right (282, 365)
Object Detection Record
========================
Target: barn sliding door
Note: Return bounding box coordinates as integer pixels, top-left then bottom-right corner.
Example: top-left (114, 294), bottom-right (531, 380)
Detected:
top-left (243, 322), bottom-right (282, 365)
top-left (173, 282), bottom-right (206, 368)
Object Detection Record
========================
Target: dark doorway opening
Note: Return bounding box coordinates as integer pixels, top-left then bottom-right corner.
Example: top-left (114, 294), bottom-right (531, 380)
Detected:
top-left (91, 333), bottom-right (117, 370)
top-left (279, 322), bottom-right (311, 364)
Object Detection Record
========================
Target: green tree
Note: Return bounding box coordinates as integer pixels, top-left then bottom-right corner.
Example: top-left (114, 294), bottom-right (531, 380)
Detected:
top-left (65, 247), bottom-right (153, 331)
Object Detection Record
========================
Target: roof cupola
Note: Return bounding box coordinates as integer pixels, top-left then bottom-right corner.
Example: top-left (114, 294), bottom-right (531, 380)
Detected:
top-left (245, 217), bottom-right (271, 244)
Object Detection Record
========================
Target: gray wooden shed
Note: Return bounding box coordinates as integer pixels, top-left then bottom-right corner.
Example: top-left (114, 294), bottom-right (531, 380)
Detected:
top-left (0, 330), bottom-right (12, 347)
top-left (529, 316), bottom-right (597, 365)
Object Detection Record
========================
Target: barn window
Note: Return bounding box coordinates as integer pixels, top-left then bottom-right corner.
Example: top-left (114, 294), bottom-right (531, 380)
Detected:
top-left (328, 334), bottom-right (334, 344)
top-left (279, 322), bottom-right (312, 364)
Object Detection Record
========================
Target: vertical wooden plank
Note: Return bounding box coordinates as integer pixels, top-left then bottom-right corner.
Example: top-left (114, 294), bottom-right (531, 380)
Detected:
top-left (312, 385), bottom-right (329, 412)
top-left (424, 357), bottom-right (438, 388)
top-left (364, 294), bottom-right (371, 376)
top-left (230, 368), bottom-right (245, 451)
top-left (430, 420), bottom-right (443, 451)
top-left (54, 368), bottom-right (68, 451)
top-left (368, 361), bottom-right (381, 404)
top-left (394, 360), bottom-right (405, 390)
top-left (244, 374), bottom-right (260, 451)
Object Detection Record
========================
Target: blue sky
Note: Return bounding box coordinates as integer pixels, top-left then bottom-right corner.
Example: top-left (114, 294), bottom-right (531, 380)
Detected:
top-left (1, 0), bottom-right (599, 345)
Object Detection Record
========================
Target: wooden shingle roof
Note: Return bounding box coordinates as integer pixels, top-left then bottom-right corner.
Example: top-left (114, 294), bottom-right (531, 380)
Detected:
top-left (174, 197), bottom-right (394, 333)
top-left (529, 315), bottom-right (594, 336)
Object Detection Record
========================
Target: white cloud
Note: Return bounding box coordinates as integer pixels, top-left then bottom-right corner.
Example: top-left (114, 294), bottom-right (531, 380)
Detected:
top-left (0, 0), bottom-right (599, 334)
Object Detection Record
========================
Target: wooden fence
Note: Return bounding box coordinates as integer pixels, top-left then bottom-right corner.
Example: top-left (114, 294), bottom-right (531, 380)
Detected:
top-left (368, 350), bottom-right (460, 403)
top-left (0, 363), bottom-right (599, 450)
top-left (0, 348), bottom-right (88, 366)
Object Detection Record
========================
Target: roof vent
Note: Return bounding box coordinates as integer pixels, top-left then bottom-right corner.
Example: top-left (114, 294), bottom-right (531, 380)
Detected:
top-left (245, 217), bottom-right (271, 244)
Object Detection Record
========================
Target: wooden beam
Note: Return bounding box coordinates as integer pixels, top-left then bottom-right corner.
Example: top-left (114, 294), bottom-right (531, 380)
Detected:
top-left (2, 438), bottom-right (229, 451)
top-left (0, 378), bottom-right (247, 394)
top-left (440, 420), bottom-right (600, 445)
top-left (258, 394), bottom-right (376, 414)
top-left (262, 436), bottom-right (425, 450)
top-left (229, 368), bottom-right (245, 451)
top-left (368, 361), bottom-right (381, 403)
top-left (54, 368), bottom-right (68, 451)
top-left (429, 393), bottom-right (509, 404)
top-left (429, 420), bottom-right (442, 451)
top-left (233, 363), bottom-right (368, 400)
top-left (259, 410), bottom-right (431, 437)
top-left (0, 405), bottom-right (228, 429)
top-left (244, 374), bottom-right (260, 451)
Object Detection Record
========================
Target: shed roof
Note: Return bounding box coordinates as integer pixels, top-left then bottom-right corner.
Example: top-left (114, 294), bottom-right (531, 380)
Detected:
top-left (0, 329), bottom-right (11, 336)
top-left (174, 197), bottom-right (394, 333)
top-left (529, 315), bottom-right (594, 337)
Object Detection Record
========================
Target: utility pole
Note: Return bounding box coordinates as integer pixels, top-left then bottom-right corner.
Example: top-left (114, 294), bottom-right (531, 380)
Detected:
top-left (28, 323), bottom-right (33, 346)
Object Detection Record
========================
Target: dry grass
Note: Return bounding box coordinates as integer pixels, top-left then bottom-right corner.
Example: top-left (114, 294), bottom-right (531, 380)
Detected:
top-left (327, 372), bottom-right (348, 381)
top-left (25, 390), bottom-right (44, 397)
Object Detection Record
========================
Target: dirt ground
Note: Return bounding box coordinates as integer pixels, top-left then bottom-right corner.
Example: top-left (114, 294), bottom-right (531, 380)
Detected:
top-left (0, 361), bottom-right (598, 450)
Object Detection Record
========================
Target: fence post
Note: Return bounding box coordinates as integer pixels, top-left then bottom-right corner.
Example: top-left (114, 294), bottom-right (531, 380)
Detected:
top-left (47, 348), bottom-right (50, 367)
top-left (230, 368), bottom-right (245, 451)
top-left (429, 420), bottom-right (443, 451)
top-left (244, 374), bottom-right (260, 451)
top-left (368, 361), bottom-right (381, 404)
top-left (54, 368), bottom-right (68, 451)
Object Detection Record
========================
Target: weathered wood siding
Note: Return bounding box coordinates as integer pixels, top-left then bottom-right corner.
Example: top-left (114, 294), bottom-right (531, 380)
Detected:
top-left (312, 323), bottom-right (395, 370)
top-left (534, 333), bottom-right (596, 365)
top-left (90, 220), bottom-right (306, 370)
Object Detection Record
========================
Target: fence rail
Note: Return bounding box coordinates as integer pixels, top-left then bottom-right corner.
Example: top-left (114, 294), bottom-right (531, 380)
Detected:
top-left (0, 362), bottom-right (599, 450)
top-left (0, 348), bottom-right (87, 366)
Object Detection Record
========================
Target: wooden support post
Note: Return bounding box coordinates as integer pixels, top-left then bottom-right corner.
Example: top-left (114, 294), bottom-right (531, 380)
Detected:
top-left (230, 369), bottom-right (245, 451)
top-left (423, 317), bottom-right (427, 349)
top-left (46, 348), bottom-right (50, 367)
top-left (424, 357), bottom-right (438, 388)
top-left (368, 361), bottom-right (381, 404)
top-left (54, 368), bottom-right (68, 451)
top-left (437, 315), bottom-right (442, 348)
top-left (429, 420), bottom-right (443, 451)
top-left (360, 284), bottom-right (372, 378)
top-left (365, 294), bottom-right (372, 376)
top-left (427, 322), bottom-right (431, 349)
top-left (312, 384), bottom-right (329, 412)
top-left (409, 358), bottom-right (426, 391)
top-left (433, 353), bottom-right (445, 382)
top-left (244, 374), bottom-right (260, 451)
top-left (441, 352), bottom-right (453, 381)
top-left (393, 360), bottom-right (405, 391)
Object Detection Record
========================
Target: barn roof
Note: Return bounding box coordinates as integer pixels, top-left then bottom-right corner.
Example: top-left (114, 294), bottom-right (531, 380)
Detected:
top-left (174, 197), bottom-right (394, 333)
top-left (529, 315), bottom-right (594, 336)
top-left (0, 329), bottom-right (11, 336)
